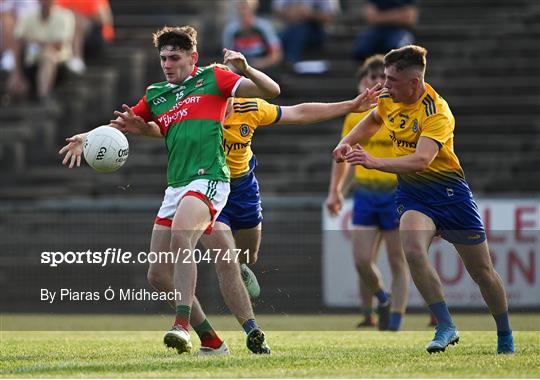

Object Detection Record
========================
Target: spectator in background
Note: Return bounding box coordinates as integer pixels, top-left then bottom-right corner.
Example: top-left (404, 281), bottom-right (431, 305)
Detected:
top-left (56, 0), bottom-right (114, 74)
top-left (6, 0), bottom-right (75, 102)
top-left (223, 0), bottom-right (283, 72)
top-left (272, 0), bottom-right (339, 73)
top-left (352, 0), bottom-right (418, 62)
top-left (0, 0), bottom-right (38, 72)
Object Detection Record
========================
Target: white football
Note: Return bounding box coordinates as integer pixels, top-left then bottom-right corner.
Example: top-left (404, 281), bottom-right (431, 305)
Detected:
top-left (83, 126), bottom-right (129, 173)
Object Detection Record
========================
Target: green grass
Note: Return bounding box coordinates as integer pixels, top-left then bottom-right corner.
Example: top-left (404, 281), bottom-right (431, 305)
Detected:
top-left (1, 314), bottom-right (539, 378)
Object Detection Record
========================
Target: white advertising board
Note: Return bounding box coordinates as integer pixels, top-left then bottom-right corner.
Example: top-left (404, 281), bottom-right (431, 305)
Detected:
top-left (322, 199), bottom-right (540, 307)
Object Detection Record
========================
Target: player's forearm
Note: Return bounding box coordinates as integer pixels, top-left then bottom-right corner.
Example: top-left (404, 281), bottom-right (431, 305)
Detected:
top-left (372, 154), bottom-right (431, 174)
top-left (282, 100), bottom-right (356, 125)
top-left (242, 66), bottom-right (281, 98)
top-left (328, 161), bottom-right (349, 193)
top-left (340, 111), bottom-right (380, 146)
top-left (144, 122), bottom-right (164, 138)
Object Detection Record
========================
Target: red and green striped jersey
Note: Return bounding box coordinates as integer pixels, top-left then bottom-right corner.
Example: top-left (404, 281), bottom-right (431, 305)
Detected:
top-left (132, 65), bottom-right (243, 187)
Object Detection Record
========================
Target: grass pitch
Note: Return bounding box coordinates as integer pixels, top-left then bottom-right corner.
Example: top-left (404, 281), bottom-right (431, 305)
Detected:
top-left (1, 314), bottom-right (539, 378)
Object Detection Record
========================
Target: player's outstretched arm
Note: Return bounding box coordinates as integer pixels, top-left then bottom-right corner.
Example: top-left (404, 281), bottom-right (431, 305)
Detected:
top-left (345, 136), bottom-right (439, 173)
top-left (111, 104), bottom-right (162, 138)
top-left (332, 109), bottom-right (382, 163)
top-left (223, 49), bottom-right (280, 99)
top-left (279, 84), bottom-right (382, 125)
top-left (59, 104), bottom-right (162, 168)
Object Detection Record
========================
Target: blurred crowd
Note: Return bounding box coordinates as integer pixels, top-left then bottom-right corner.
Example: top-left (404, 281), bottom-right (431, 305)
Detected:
top-left (0, 0), bottom-right (114, 103)
top-left (223, 0), bottom-right (418, 74)
top-left (0, 0), bottom-right (419, 104)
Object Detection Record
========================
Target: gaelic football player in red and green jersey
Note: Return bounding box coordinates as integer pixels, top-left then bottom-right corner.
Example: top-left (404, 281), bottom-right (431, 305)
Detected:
top-left (59, 25), bottom-right (280, 355)
top-left (106, 71), bottom-right (382, 353)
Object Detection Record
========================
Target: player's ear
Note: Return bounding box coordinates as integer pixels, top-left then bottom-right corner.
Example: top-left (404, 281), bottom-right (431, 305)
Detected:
top-left (190, 51), bottom-right (199, 65)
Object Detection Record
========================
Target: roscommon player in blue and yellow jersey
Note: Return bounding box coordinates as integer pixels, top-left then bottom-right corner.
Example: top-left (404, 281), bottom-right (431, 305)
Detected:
top-left (333, 45), bottom-right (514, 354)
top-left (326, 55), bottom-right (408, 331)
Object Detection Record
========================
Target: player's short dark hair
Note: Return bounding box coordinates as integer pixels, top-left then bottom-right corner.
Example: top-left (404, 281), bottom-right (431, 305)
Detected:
top-left (357, 54), bottom-right (384, 80)
top-left (384, 45), bottom-right (427, 72)
top-left (153, 25), bottom-right (198, 52)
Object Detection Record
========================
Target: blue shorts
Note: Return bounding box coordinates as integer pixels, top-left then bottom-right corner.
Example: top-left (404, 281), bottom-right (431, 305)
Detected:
top-left (216, 169), bottom-right (262, 231)
top-left (395, 195), bottom-right (486, 245)
top-left (352, 188), bottom-right (399, 230)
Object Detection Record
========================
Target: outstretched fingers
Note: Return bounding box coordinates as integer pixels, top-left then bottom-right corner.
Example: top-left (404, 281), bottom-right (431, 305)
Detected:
top-left (62, 149), bottom-right (72, 165)
top-left (69, 152), bottom-right (77, 168)
top-left (122, 104), bottom-right (135, 116)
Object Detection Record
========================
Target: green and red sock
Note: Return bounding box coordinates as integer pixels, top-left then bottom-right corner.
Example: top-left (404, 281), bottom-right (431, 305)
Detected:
top-left (193, 319), bottom-right (223, 349)
top-left (174, 305), bottom-right (191, 330)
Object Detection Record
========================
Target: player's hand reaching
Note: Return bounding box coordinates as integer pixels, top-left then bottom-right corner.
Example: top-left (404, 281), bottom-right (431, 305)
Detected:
top-left (111, 104), bottom-right (148, 136)
top-left (350, 83), bottom-right (383, 113)
top-left (345, 145), bottom-right (379, 169)
top-left (59, 133), bottom-right (87, 168)
top-left (223, 49), bottom-right (249, 73)
top-left (325, 191), bottom-right (344, 217)
top-left (332, 143), bottom-right (352, 163)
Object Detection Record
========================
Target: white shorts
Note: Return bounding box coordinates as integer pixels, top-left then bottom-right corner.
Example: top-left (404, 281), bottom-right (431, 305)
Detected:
top-left (154, 179), bottom-right (230, 234)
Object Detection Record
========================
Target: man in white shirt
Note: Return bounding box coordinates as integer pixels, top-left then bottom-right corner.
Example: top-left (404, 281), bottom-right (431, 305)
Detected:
top-left (7, 0), bottom-right (75, 101)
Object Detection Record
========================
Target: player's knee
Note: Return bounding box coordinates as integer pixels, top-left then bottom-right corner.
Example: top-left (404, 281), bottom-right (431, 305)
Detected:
top-left (147, 269), bottom-right (170, 292)
top-left (354, 254), bottom-right (372, 271)
top-left (214, 257), bottom-right (240, 275)
top-left (402, 245), bottom-right (427, 268)
top-left (388, 256), bottom-right (407, 274)
top-left (469, 266), bottom-right (496, 287)
top-left (248, 249), bottom-right (258, 264)
top-left (170, 230), bottom-right (193, 251)
top-left (388, 242), bottom-right (406, 259)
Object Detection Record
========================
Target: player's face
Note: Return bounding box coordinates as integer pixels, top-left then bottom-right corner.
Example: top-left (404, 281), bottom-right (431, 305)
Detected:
top-left (364, 68), bottom-right (385, 90)
top-left (357, 69), bottom-right (385, 94)
top-left (159, 47), bottom-right (198, 84)
top-left (384, 65), bottom-right (415, 103)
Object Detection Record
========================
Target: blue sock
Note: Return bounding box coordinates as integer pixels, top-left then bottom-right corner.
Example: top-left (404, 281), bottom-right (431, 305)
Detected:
top-left (428, 301), bottom-right (454, 326)
top-left (493, 312), bottom-right (511, 335)
top-left (374, 290), bottom-right (389, 305)
top-left (388, 312), bottom-right (402, 331)
top-left (242, 319), bottom-right (258, 334)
